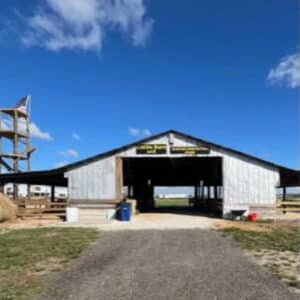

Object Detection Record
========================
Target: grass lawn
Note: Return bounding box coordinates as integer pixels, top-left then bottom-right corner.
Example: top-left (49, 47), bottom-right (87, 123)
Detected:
top-left (0, 227), bottom-right (99, 300)
top-left (218, 221), bottom-right (300, 291)
top-left (154, 198), bottom-right (190, 208)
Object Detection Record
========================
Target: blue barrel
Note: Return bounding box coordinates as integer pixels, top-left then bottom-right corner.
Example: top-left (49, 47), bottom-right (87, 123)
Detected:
top-left (119, 203), bottom-right (131, 221)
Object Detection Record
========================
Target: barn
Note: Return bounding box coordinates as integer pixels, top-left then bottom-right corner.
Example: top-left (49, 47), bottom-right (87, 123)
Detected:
top-left (0, 130), bottom-right (299, 221)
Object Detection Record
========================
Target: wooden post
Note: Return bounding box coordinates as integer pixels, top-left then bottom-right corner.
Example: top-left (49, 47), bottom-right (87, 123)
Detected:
top-left (115, 157), bottom-right (123, 202)
top-left (128, 186), bottom-right (132, 198)
top-left (282, 186), bottom-right (286, 214)
top-left (0, 183), bottom-right (3, 194)
top-left (51, 186), bottom-right (55, 202)
top-left (0, 110), bottom-right (2, 174)
top-left (25, 112), bottom-right (31, 202)
top-left (282, 186), bottom-right (286, 201)
top-left (214, 186), bottom-right (218, 200)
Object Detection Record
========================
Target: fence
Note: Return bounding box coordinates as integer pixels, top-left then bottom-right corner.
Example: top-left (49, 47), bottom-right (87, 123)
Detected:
top-left (16, 197), bottom-right (67, 219)
top-left (276, 198), bottom-right (300, 213)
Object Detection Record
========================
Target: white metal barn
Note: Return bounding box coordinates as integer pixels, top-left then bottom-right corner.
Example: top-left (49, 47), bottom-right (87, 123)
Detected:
top-left (0, 130), bottom-right (299, 221)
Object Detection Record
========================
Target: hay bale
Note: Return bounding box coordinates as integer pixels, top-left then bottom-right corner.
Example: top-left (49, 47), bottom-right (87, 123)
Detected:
top-left (127, 199), bottom-right (137, 216)
top-left (0, 193), bottom-right (17, 222)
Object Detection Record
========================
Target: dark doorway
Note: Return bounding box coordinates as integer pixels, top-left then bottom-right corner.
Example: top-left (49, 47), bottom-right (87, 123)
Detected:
top-left (122, 157), bottom-right (223, 215)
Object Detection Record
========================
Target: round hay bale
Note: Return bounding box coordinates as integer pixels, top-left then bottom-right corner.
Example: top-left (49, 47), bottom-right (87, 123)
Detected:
top-left (0, 193), bottom-right (17, 222)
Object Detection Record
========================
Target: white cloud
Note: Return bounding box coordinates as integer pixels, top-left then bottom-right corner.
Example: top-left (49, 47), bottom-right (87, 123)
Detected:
top-left (128, 127), bottom-right (140, 136)
top-left (128, 127), bottom-right (151, 137)
top-left (54, 161), bottom-right (68, 168)
top-left (1, 118), bottom-right (53, 141)
top-left (20, 0), bottom-right (153, 52)
top-left (59, 149), bottom-right (79, 158)
top-left (72, 132), bottom-right (81, 141)
top-left (27, 121), bottom-right (53, 141)
top-left (267, 53), bottom-right (300, 88)
top-left (0, 119), bottom-right (9, 130)
top-left (142, 128), bottom-right (151, 137)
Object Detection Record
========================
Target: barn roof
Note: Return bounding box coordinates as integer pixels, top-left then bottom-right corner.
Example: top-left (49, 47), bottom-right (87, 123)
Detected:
top-left (57, 129), bottom-right (298, 173)
top-left (0, 129), bottom-right (299, 187)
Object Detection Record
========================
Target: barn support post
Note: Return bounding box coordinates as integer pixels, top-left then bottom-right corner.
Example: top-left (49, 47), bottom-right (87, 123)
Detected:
top-left (0, 182), bottom-right (3, 194)
top-left (27, 184), bottom-right (31, 201)
top-left (282, 186), bottom-right (286, 214)
top-left (115, 157), bottom-right (123, 202)
top-left (51, 185), bottom-right (55, 202)
top-left (195, 184), bottom-right (200, 208)
top-left (214, 186), bottom-right (218, 200)
top-left (130, 186), bottom-right (134, 198)
top-left (282, 186), bottom-right (286, 201)
top-left (193, 185), bottom-right (197, 207)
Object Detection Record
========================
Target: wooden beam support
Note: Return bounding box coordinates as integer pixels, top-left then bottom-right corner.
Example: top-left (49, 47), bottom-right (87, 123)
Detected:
top-left (51, 186), bottom-right (55, 202)
top-left (282, 186), bottom-right (286, 202)
top-left (115, 157), bottom-right (123, 202)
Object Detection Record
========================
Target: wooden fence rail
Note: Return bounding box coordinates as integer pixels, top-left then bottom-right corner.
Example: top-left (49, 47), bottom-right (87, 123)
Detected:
top-left (15, 198), bottom-right (68, 219)
top-left (276, 199), bottom-right (300, 213)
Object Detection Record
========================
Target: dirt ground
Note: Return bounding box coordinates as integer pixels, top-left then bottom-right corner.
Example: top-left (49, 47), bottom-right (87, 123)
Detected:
top-left (1, 214), bottom-right (299, 296)
top-left (58, 211), bottom-right (215, 230)
top-left (214, 218), bottom-right (300, 295)
top-left (39, 229), bottom-right (296, 300)
top-left (213, 218), bottom-right (299, 232)
top-left (0, 218), bottom-right (62, 230)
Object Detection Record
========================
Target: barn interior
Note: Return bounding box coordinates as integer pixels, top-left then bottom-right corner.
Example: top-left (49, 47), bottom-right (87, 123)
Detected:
top-left (122, 157), bottom-right (223, 215)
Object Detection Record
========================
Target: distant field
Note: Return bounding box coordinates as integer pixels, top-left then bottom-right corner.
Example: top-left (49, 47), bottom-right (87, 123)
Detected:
top-left (288, 194), bottom-right (300, 200)
top-left (277, 194), bottom-right (300, 201)
top-left (155, 198), bottom-right (190, 208)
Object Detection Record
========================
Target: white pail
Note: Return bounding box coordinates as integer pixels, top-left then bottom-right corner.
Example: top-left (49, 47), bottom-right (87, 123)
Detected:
top-left (66, 207), bottom-right (79, 223)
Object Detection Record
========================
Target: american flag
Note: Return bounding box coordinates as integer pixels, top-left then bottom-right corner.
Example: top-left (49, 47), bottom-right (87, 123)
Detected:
top-left (15, 95), bottom-right (30, 114)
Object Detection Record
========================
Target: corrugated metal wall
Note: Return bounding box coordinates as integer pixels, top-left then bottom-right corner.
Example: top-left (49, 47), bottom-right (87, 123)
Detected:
top-left (66, 158), bottom-right (116, 200)
top-left (65, 133), bottom-right (280, 213)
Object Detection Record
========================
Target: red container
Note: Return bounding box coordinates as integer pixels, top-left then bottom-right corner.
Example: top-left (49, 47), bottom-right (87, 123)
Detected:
top-left (248, 213), bottom-right (257, 222)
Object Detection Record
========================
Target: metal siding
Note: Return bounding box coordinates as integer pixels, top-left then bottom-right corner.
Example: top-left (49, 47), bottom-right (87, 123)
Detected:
top-left (65, 133), bottom-right (280, 210)
top-left (220, 151), bottom-right (279, 214)
top-left (66, 157), bottom-right (116, 200)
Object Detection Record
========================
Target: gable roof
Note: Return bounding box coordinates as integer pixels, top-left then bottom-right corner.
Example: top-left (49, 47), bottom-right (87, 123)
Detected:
top-left (57, 129), bottom-right (298, 173)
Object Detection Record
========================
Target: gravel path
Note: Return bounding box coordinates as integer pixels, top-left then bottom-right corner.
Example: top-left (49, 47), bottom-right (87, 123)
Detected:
top-left (40, 230), bottom-right (296, 300)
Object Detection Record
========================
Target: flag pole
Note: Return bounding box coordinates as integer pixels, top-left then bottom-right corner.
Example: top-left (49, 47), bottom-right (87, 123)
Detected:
top-left (27, 94), bottom-right (31, 117)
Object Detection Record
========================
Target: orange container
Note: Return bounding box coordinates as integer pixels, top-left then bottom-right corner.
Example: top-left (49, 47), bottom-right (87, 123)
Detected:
top-left (248, 213), bottom-right (257, 222)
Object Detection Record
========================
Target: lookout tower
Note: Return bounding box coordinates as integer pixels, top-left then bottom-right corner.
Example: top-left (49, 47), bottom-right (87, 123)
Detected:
top-left (0, 96), bottom-right (35, 195)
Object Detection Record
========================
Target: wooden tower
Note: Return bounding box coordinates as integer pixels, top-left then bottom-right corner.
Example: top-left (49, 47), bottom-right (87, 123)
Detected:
top-left (0, 97), bottom-right (35, 197)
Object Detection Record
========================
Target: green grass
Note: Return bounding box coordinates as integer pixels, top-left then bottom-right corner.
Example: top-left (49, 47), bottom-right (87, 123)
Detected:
top-left (219, 224), bottom-right (300, 290)
top-left (0, 227), bottom-right (99, 300)
top-left (154, 198), bottom-right (190, 208)
top-left (219, 225), bottom-right (300, 253)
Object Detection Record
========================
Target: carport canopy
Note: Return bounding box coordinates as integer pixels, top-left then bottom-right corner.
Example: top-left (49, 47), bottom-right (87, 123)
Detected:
top-left (280, 168), bottom-right (300, 187)
top-left (0, 169), bottom-right (67, 187)
top-left (122, 157), bottom-right (223, 186)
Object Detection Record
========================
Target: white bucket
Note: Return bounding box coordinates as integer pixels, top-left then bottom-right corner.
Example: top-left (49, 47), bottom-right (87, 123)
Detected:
top-left (66, 207), bottom-right (79, 223)
top-left (106, 209), bottom-right (116, 221)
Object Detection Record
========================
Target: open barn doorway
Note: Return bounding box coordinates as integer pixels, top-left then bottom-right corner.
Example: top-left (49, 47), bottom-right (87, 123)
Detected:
top-left (154, 186), bottom-right (194, 211)
top-left (122, 157), bottom-right (223, 216)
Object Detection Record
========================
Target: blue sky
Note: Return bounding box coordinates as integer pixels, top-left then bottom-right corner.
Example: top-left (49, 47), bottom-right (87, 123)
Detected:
top-left (0, 0), bottom-right (299, 171)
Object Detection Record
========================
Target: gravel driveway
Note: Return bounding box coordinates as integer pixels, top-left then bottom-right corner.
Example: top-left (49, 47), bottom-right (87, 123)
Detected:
top-left (40, 229), bottom-right (296, 300)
